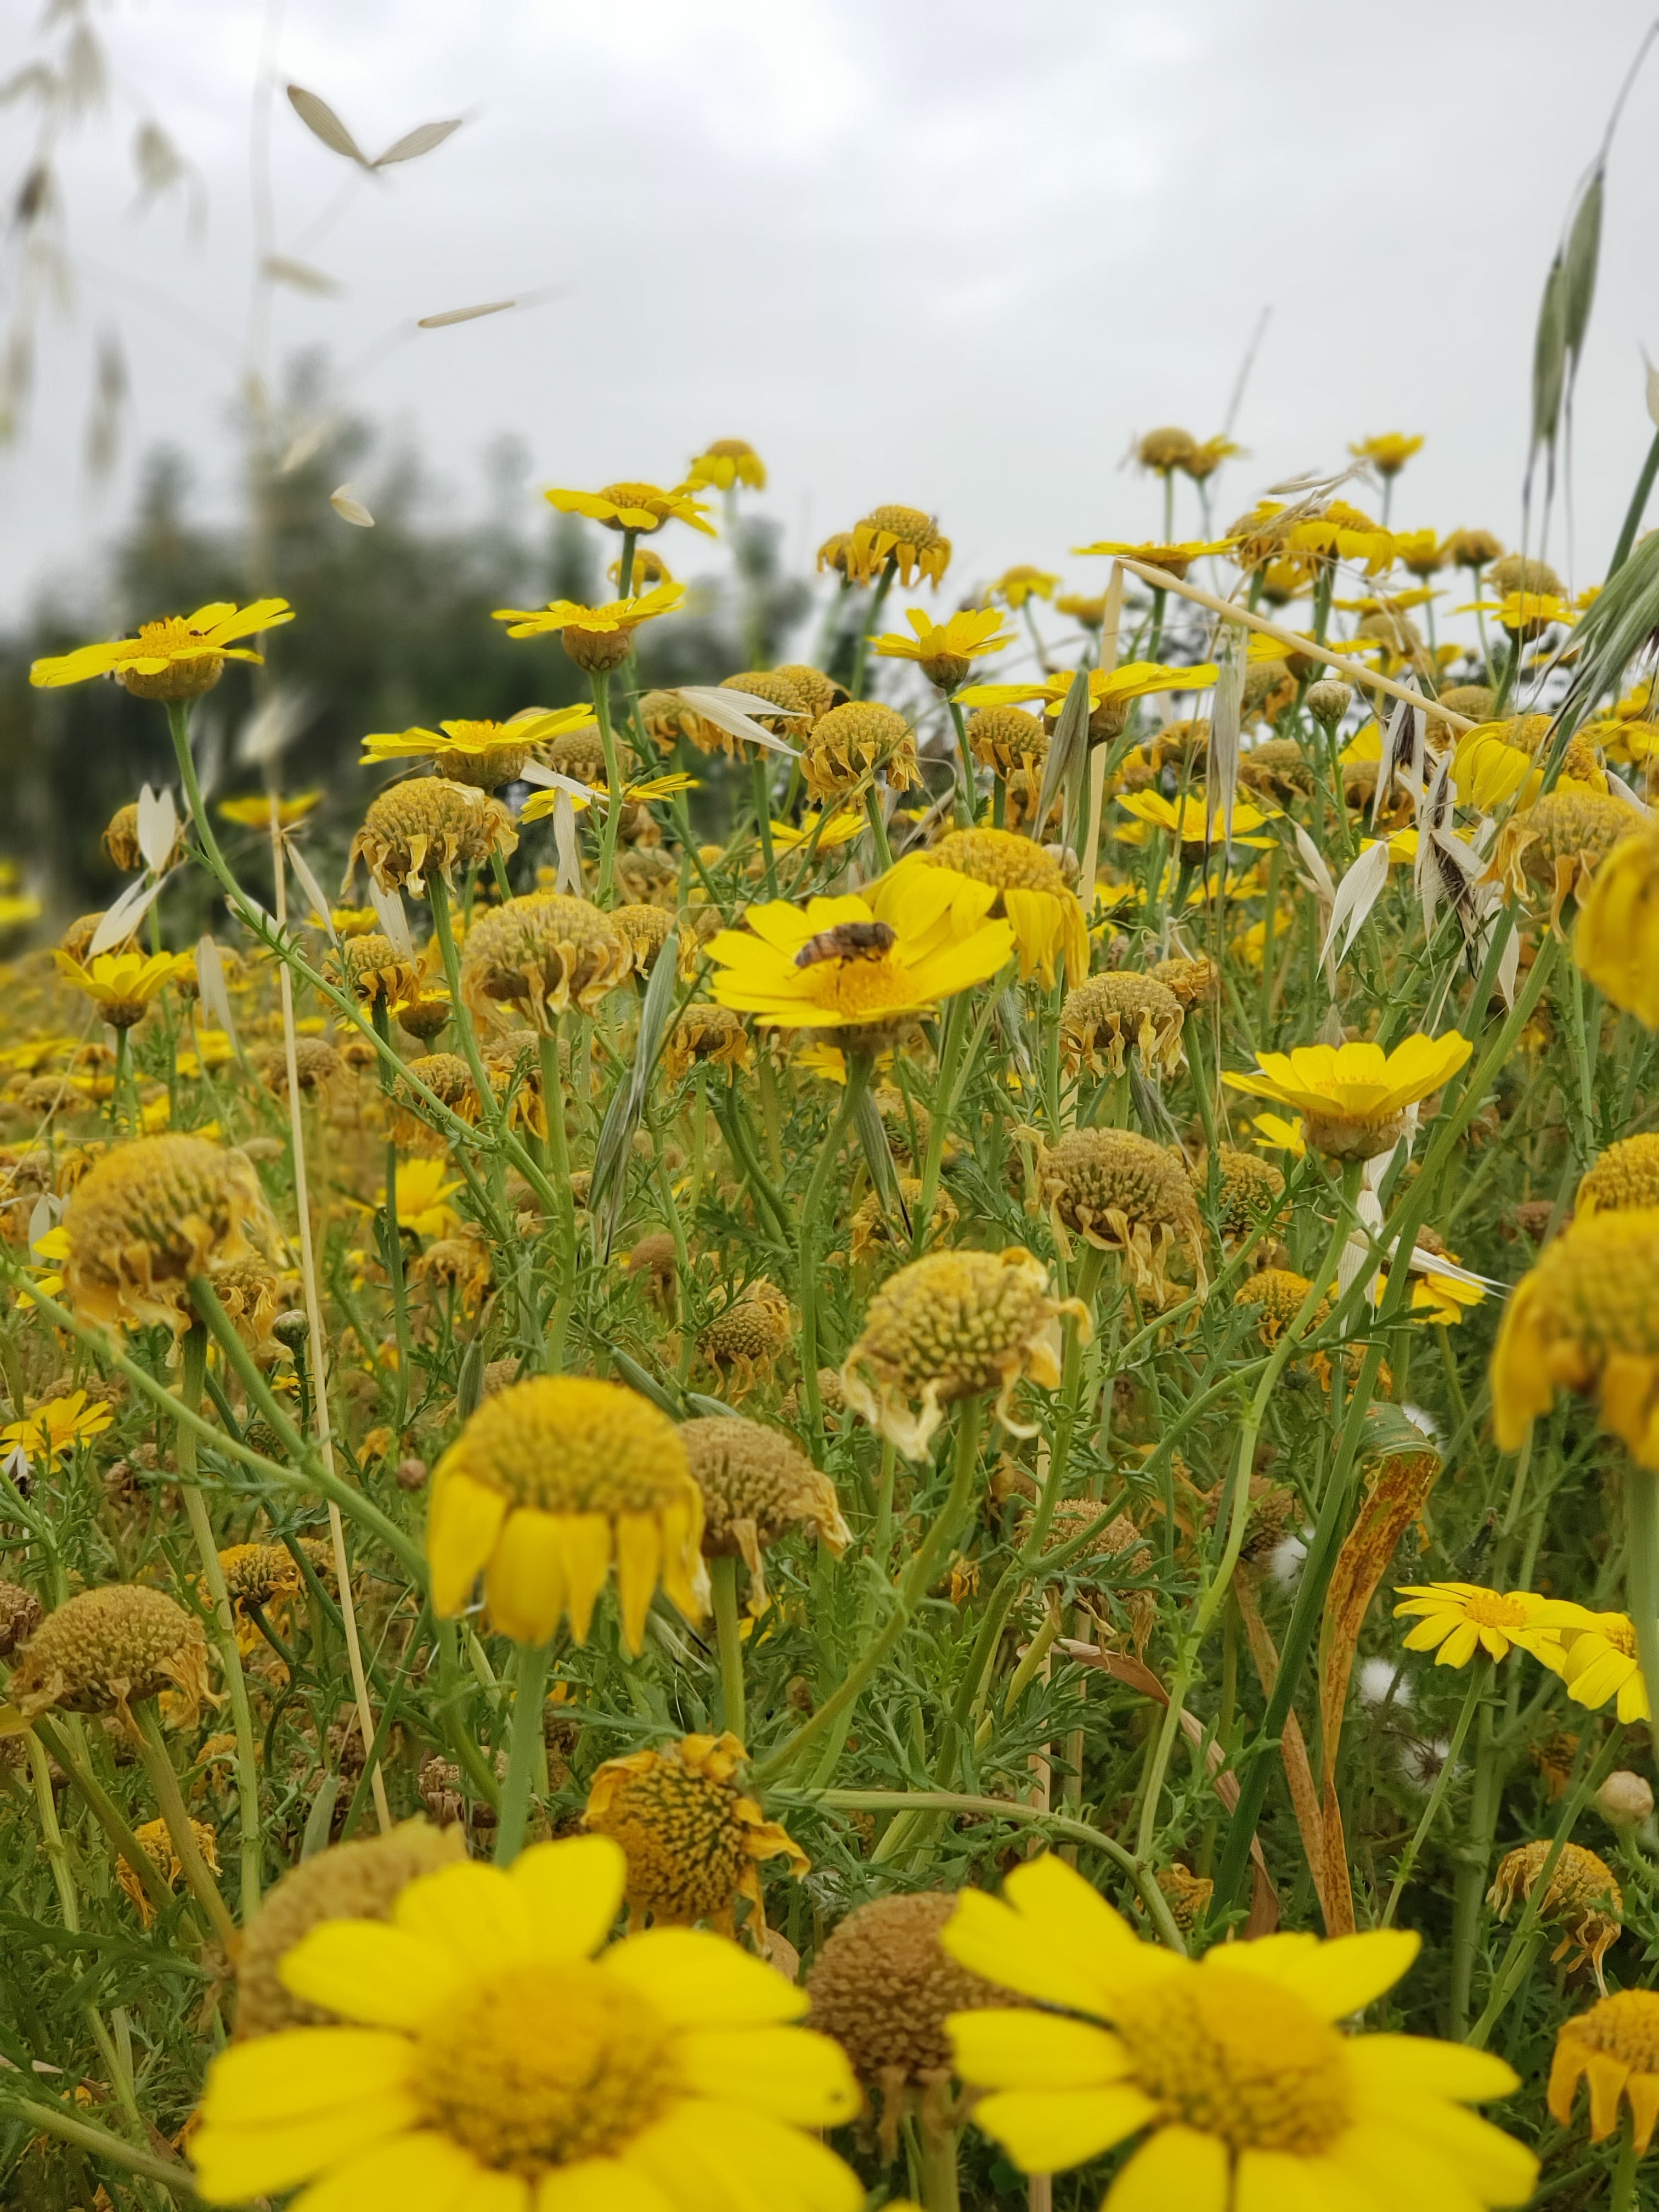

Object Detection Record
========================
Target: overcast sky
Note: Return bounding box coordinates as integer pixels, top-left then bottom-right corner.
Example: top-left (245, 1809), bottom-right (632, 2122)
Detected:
top-left (4, 0), bottom-right (1659, 629)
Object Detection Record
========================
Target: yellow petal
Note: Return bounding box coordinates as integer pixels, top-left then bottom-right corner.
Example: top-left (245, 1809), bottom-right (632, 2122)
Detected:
top-left (948, 2008), bottom-right (1127, 2091)
top-left (201, 2029), bottom-right (413, 2125)
top-left (392, 1860), bottom-right (532, 1965)
top-left (1203, 1927), bottom-right (1418, 2019)
top-left (509, 1836), bottom-right (626, 1958)
top-left (674, 2026), bottom-right (858, 2125)
top-left (1104, 2125), bottom-right (1229, 2212)
top-left (1384, 2100), bottom-right (1541, 2202)
top-left (1235, 2149), bottom-right (1373, 2212)
top-left (1348, 2035), bottom-right (1519, 2106)
top-left (625, 2101), bottom-right (861, 2212)
top-left (535, 2159), bottom-right (674, 2212)
top-left (974, 2086), bottom-right (1156, 2172)
top-left (556, 1513), bottom-right (614, 1642)
top-left (426, 1474), bottom-right (507, 1617)
top-left (290, 2130), bottom-right (486, 2212)
top-left (1329, 2117), bottom-right (1498, 2211)
top-left (192, 2096), bottom-right (421, 2201)
top-left (601, 1926), bottom-right (808, 2026)
top-left (276, 1926), bottom-right (460, 2030)
top-left (613, 1511), bottom-right (662, 1655)
top-left (657, 1493), bottom-right (708, 1622)
top-left (454, 2172), bottom-right (533, 2212)
top-left (484, 1509), bottom-right (569, 1646)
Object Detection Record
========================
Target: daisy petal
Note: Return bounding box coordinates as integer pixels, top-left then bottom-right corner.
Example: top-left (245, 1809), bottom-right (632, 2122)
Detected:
top-left (275, 1927), bottom-right (459, 2030)
top-left (601, 1926), bottom-right (808, 2025)
top-left (536, 2159), bottom-right (674, 2212)
top-left (975, 2086), bottom-right (1156, 2171)
top-left (673, 2026), bottom-right (858, 2125)
top-left (1105, 2124), bottom-right (1229, 2212)
top-left (393, 1860), bottom-right (532, 1963)
top-left (191, 2094), bottom-right (421, 2200)
top-left (948, 2008), bottom-right (1127, 2090)
top-left (290, 2130), bottom-right (485, 2212)
top-left (201, 2028), bottom-right (413, 2124)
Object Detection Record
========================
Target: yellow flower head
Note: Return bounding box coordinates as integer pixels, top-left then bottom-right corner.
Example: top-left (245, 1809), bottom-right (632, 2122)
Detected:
top-left (703, 891), bottom-right (1013, 1034)
top-left (685, 438), bottom-right (766, 490)
top-left (766, 809), bottom-right (864, 855)
top-left (460, 892), bottom-right (633, 1031)
top-left (190, 1834), bottom-right (860, 2210)
top-left (426, 1375), bottom-right (708, 1651)
top-left (30, 599), bottom-right (294, 701)
top-left (680, 1414), bottom-right (850, 1582)
top-left (217, 789), bottom-right (322, 834)
top-left (0, 1389), bottom-right (114, 1468)
top-left (2, 1584), bottom-right (209, 1731)
top-left (1530, 1604), bottom-right (1653, 1723)
top-left (1575, 819), bottom-right (1659, 1026)
top-left (1060, 972), bottom-right (1185, 1080)
top-left (1073, 537), bottom-right (1235, 582)
top-left (1392, 1583), bottom-right (1562, 1668)
top-left (376, 1155), bottom-right (462, 1240)
top-left (991, 565), bottom-right (1058, 608)
top-left (880, 829), bottom-right (1087, 988)
top-left (1350, 431), bottom-right (1425, 477)
top-left (545, 479), bottom-right (715, 536)
top-left (1489, 1840), bottom-right (1621, 1986)
top-left (1578, 1134), bottom-right (1659, 1217)
top-left (53, 948), bottom-right (193, 1030)
top-left (584, 1733), bottom-right (807, 1933)
top-left (840, 1246), bottom-right (1088, 1460)
top-left (62, 1133), bottom-right (278, 1340)
top-left (1551, 1990), bottom-right (1659, 2153)
top-left (116, 1813), bottom-right (219, 1927)
top-left (1039, 1126), bottom-right (1206, 1299)
top-left (872, 606), bottom-right (1016, 690)
top-left (799, 700), bottom-right (923, 803)
top-left (960, 659), bottom-right (1217, 743)
top-left (1489, 786), bottom-right (1633, 933)
top-left (1136, 425), bottom-right (1198, 473)
top-left (1115, 788), bottom-right (1274, 856)
top-left (1460, 589), bottom-right (1577, 638)
top-left (359, 706), bottom-right (596, 789)
top-left (492, 583), bottom-right (686, 673)
top-left (1251, 1110), bottom-right (1306, 1158)
top-left (1393, 528), bottom-right (1446, 578)
top-left (1223, 1032), bottom-right (1472, 1162)
top-left (845, 504), bottom-right (951, 589)
top-left (345, 777), bottom-right (517, 898)
top-left (1491, 1209), bottom-right (1659, 1469)
top-left (944, 1853), bottom-right (1533, 2210)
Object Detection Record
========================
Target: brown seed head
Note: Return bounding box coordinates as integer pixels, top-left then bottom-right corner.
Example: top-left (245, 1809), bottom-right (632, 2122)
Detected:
top-left (6, 1584), bottom-right (208, 1725)
top-left (460, 893), bottom-right (631, 1031)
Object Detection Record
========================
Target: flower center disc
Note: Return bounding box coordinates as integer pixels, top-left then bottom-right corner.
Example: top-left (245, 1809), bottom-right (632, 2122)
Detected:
top-left (1466, 1590), bottom-right (1532, 1629)
top-left (413, 1960), bottom-right (672, 2176)
top-left (804, 950), bottom-right (916, 1016)
top-left (1116, 1976), bottom-right (1350, 2157)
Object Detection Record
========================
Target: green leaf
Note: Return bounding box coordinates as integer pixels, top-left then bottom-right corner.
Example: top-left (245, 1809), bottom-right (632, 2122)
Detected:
top-left (1561, 166), bottom-right (1605, 361)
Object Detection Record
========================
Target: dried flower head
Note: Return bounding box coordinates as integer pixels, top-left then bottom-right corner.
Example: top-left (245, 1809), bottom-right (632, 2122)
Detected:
top-left (583, 1731), bottom-right (806, 1932)
top-left (460, 893), bottom-right (631, 1031)
top-left (697, 1279), bottom-right (793, 1396)
top-left (116, 1814), bottom-right (219, 1926)
top-left (610, 900), bottom-right (673, 975)
top-left (3, 1585), bottom-right (208, 1729)
top-left (665, 1001), bottom-right (751, 1083)
top-left (261, 1036), bottom-right (344, 1096)
top-left (842, 1246), bottom-right (1088, 1460)
top-left (234, 1819), bottom-right (466, 2037)
top-left (345, 777), bottom-right (516, 897)
top-left (680, 1414), bottom-right (850, 1587)
top-left (1137, 426), bottom-right (1199, 473)
top-left (1060, 973), bottom-right (1185, 1080)
top-left (0, 1579), bottom-right (43, 1658)
top-left (1490, 788), bottom-right (1633, 933)
top-left (1197, 1145), bottom-right (1286, 1241)
top-left (1492, 1209), bottom-right (1659, 1467)
top-left (1489, 1841), bottom-right (1622, 1987)
top-left (1041, 1127), bottom-right (1207, 1298)
top-left (63, 1133), bottom-right (277, 1339)
top-left (968, 705), bottom-right (1047, 784)
top-left (1147, 955), bottom-right (1219, 1011)
top-left (801, 701), bottom-right (923, 804)
top-left (850, 1176), bottom-right (958, 1261)
top-left (427, 1375), bottom-right (708, 1651)
top-left (334, 932), bottom-right (424, 1009)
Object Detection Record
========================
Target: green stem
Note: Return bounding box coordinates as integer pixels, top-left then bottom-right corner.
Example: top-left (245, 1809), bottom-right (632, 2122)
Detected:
top-left (1608, 428), bottom-right (1659, 580)
top-left (176, 1323), bottom-right (262, 1914)
top-left (1611, 2108), bottom-right (1639, 2212)
top-left (864, 783), bottom-right (894, 871)
top-left (946, 697), bottom-right (978, 826)
top-left (849, 561), bottom-right (896, 700)
top-left (1449, 1696), bottom-right (1499, 2039)
top-left (0, 2086), bottom-right (198, 2197)
top-left (372, 1001), bottom-right (412, 1430)
top-left (32, 1716), bottom-right (180, 1926)
top-left (1628, 1469), bottom-right (1659, 1773)
top-left (799, 1055), bottom-right (871, 1432)
top-left (754, 1398), bottom-right (985, 1787)
top-left (751, 757), bottom-right (777, 895)
top-left (134, 1703), bottom-right (239, 1952)
top-left (918, 2128), bottom-right (961, 2212)
top-left (592, 672), bottom-right (624, 904)
top-left (495, 1639), bottom-right (551, 1865)
top-left (712, 1554), bottom-right (746, 1742)
top-left (1382, 1660), bottom-right (1489, 1926)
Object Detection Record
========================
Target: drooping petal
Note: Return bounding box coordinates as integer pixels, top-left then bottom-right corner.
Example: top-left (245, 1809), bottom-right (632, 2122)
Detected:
top-left (426, 1474), bottom-right (508, 1617)
top-left (484, 1509), bottom-right (569, 1646)
top-left (556, 1513), bottom-right (615, 1641)
top-left (613, 1511), bottom-right (662, 1655)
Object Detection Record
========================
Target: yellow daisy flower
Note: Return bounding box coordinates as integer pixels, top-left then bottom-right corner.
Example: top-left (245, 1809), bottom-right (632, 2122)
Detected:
top-left (943, 1853), bottom-right (1534, 2212)
top-left (872, 606), bottom-right (1016, 690)
top-left (53, 948), bottom-right (195, 1030)
top-left (1114, 789), bottom-right (1277, 854)
top-left (702, 893), bottom-right (1014, 1033)
top-left (1576, 820), bottom-right (1659, 1027)
top-left (29, 598), bottom-right (294, 699)
top-left (1392, 1584), bottom-right (1564, 1669)
top-left (218, 791), bottom-right (322, 828)
top-left (1491, 1209), bottom-right (1659, 1468)
top-left (360, 707), bottom-right (596, 788)
top-left (1349, 431), bottom-right (1425, 477)
top-left (1531, 1605), bottom-right (1652, 1723)
top-left (545, 480), bottom-right (716, 536)
top-left (491, 585), bottom-right (686, 673)
top-left (685, 438), bottom-right (766, 490)
top-left (960, 659), bottom-right (1217, 740)
top-left (1073, 537), bottom-right (1235, 582)
top-left (991, 565), bottom-right (1058, 607)
top-left (1458, 590), bottom-right (1577, 636)
top-left (765, 810), bottom-right (863, 855)
top-left (845, 504), bottom-right (951, 589)
top-left (0, 1389), bottom-right (114, 1467)
top-left (1250, 1111), bottom-right (1306, 1158)
top-left (1550, 1990), bottom-right (1659, 2152)
top-left (1222, 1032), bottom-right (1473, 1163)
top-left (426, 1376), bottom-right (708, 1652)
top-left (877, 830), bottom-right (1088, 988)
top-left (375, 1156), bottom-right (462, 1240)
top-left (189, 1834), bottom-right (860, 2212)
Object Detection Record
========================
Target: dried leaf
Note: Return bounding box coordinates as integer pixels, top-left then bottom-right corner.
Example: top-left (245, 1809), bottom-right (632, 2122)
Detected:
top-left (235, 689), bottom-right (314, 770)
top-left (329, 482), bottom-right (375, 528)
top-left (1035, 666), bottom-right (1091, 840)
top-left (1643, 347), bottom-right (1659, 431)
top-left (1205, 622), bottom-right (1244, 847)
top-left (194, 933), bottom-right (238, 1046)
top-left (136, 783), bottom-right (177, 874)
top-left (263, 255), bottom-right (341, 297)
top-left (552, 791), bottom-right (583, 893)
top-left (417, 298), bottom-right (515, 330)
top-left (90, 873), bottom-right (167, 958)
top-left (283, 836), bottom-right (338, 946)
top-left (368, 882), bottom-right (415, 961)
top-left (373, 118), bottom-right (462, 167)
top-left (1234, 1576), bottom-right (1329, 1929)
top-left (672, 687), bottom-right (800, 758)
top-left (286, 84), bottom-right (369, 167)
top-left (1319, 838), bottom-right (1390, 970)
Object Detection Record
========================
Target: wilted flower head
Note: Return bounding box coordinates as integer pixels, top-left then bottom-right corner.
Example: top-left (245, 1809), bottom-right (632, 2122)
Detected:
top-left (680, 1414), bottom-right (850, 1587)
top-left (846, 504), bottom-right (951, 589)
top-left (62, 1133), bottom-right (277, 1339)
top-left (460, 893), bottom-right (631, 1031)
top-left (1551, 1989), bottom-right (1659, 2152)
top-left (967, 704), bottom-right (1047, 782)
top-left (664, 1001), bottom-right (751, 1081)
top-left (1061, 973), bottom-right (1185, 1080)
top-left (696, 1279), bottom-right (793, 1396)
top-left (1197, 1145), bottom-right (1286, 1240)
top-left (842, 1246), bottom-right (1088, 1460)
top-left (346, 776), bottom-right (516, 897)
top-left (1492, 1208), bottom-right (1659, 1468)
top-left (801, 701), bottom-right (923, 803)
top-left (2, 1584), bottom-right (208, 1730)
top-left (584, 1733), bottom-right (806, 1935)
top-left (1490, 787), bottom-right (1633, 933)
top-left (1489, 1840), bottom-right (1622, 1987)
top-left (1040, 1127), bottom-right (1206, 1298)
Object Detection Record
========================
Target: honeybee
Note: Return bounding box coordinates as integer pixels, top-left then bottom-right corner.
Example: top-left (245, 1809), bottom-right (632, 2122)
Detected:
top-left (793, 920), bottom-right (897, 967)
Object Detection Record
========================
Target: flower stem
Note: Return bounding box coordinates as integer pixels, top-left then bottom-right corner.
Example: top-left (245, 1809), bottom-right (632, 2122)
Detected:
top-left (946, 697), bottom-right (978, 826)
top-left (798, 1054), bottom-right (871, 1434)
top-left (850, 561), bottom-right (895, 701)
top-left (1628, 1469), bottom-right (1659, 1774)
top-left (592, 672), bottom-right (624, 904)
top-left (134, 1703), bottom-right (239, 1953)
top-left (918, 2126), bottom-right (961, 2212)
top-left (711, 1554), bottom-right (746, 1742)
top-left (371, 1001), bottom-right (412, 1430)
top-left (864, 783), bottom-right (894, 871)
top-left (1382, 1658), bottom-right (1489, 1926)
top-left (176, 1322), bottom-right (262, 1914)
top-left (1611, 2108), bottom-right (1640, 2212)
top-left (495, 1638), bottom-right (551, 1865)
top-left (751, 758), bottom-right (777, 895)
